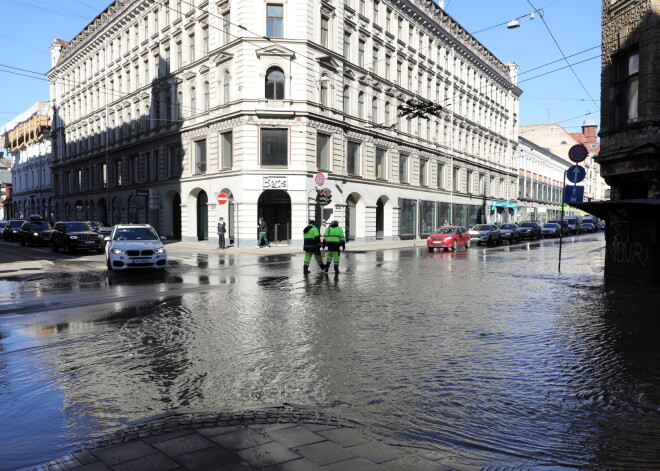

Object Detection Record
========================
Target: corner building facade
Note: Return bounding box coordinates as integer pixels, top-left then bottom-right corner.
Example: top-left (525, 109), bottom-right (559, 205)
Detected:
top-left (47, 0), bottom-right (520, 246)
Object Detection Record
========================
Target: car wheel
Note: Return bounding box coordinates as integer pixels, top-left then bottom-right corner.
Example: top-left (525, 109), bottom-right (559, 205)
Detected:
top-left (465, 239), bottom-right (471, 249)
top-left (106, 257), bottom-right (113, 271)
top-left (65, 242), bottom-right (75, 255)
top-left (51, 241), bottom-right (58, 253)
top-left (452, 240), bottom-right (458, 251)
top-left (20, 238), bottom-right (25, 246)
top-left (487, 236), bottom-right (493, 246)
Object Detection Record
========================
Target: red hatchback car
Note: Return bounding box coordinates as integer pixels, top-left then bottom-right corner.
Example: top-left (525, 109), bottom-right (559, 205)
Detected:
top-left (427, 226), bottom-right (471, 252)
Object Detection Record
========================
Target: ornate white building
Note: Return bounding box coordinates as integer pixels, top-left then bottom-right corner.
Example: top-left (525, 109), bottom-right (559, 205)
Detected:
top-left (47, 0), bottom-right (521, 245)
top-left (0, 102), bottom-right (54, 220)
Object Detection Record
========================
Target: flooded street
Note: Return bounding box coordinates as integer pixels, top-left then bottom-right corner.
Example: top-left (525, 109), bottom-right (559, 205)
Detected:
top-left (1, 234), bottom-right (659, 470)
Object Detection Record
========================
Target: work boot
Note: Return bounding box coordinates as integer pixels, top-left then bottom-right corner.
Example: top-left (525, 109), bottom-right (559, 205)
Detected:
top-left (324, 261), bottom-right (330, 272)
top-left (303, 265), bottom-right (309, 275)
top-left (334, 265), bottom-right (340, 274)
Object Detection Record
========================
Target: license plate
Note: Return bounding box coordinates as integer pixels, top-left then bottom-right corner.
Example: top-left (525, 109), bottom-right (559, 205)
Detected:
top-left (131, 259), bottom-right (152, 264)
top-left (83, 240), bottom-right (94, 244)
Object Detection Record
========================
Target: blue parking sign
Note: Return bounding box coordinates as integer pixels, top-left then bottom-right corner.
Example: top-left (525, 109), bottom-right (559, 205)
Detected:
top-left (563, 185), bottom-right (584, 203)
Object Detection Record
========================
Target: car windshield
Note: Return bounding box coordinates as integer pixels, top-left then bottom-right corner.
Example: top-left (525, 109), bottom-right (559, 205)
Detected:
top-left (471, 225), bottom-right (488, 231)
top-left (31, 222), bottom-right (50, 230)
top-left (434, 227), bottom-right (456, 234)
top-left (114, 227), bottom-right (159, 241)
top-left (10, 221), bottom-right (24, 228)
top-left (521, 222), bottom-right (534, 227)
top-left (87, 221), bottom-right (100, 228)
top-left (501, 224), bottom-right (515, 229)
top-left (543, 224), bottom-right (556, 228)
top-left (65, 222), bottom-right (92, 231)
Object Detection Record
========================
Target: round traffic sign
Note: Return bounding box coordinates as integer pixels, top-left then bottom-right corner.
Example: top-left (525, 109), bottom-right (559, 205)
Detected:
top-left (566, 165), bottom-right (586, 184)
top-left (314, 173), bottom-right (326, 186)
top-left (568, 144), bottom-right (589, 163)
top-left (217, 193), bottom-right (228, 205)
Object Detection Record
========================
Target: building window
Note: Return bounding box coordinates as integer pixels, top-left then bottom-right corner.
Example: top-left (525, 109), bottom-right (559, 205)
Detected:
top-left (114, 160), bottom-right (122, 186)
top-left (176, 41), bottom-right (182, 69)
top-left (265, 67), bottom-right (285, 99)
top-left (261, 128), bottom-right (288, 166)
top-left (479, 173), bottom-right (485, 195)
top-left (419, 158), bottom-right (427, 186)
top-left (131, 154), bottom-right (139, 184)
top-left (195, 139), bottom-right (206, 174)
top-left (168, 145), bottom-right (183, 178)
top-left (343, 32), bottom-right (351, 60)
top-left (399, 153), bottom-right (408, 183)
top-left (203, 27), bottom-right (209, 55)
top-left (347, 141), bottom-right (360, 176)
top-left (223, 71), bottom-right (230, 104)
top-left (320, 15), bottom-right (329, 48)
top-left (453, 167), bottom-right (460, 191)
top-left (358, 39), bottom-right (365, 67)
top-left (467, 171), bottom-right (473, 193)
top-left (223, 11), bottom-right (231, 44)
top-left (221, 131), bottom-right (233, 170)
top-left (266, 4), bottom-right (283, 38)
top-left (375, 148), bottom-right (386, 179)
top-left (320, 74), bottom-right (328, 106)
top-left (189, 86), bottom-right (196, 115)
top-left (203, 81), bottom-right (210, 111)
top-left (343, 86), bottom-right (350, 114)
top-left (371, 97), bottom-right (378, 122)
top-left (385, 54), bottom-right (391, 80)
top-left (358, 92), bottom-right (364, 119)
top-left (189, 33), bottom-right (195, 62)
top-left (316, 133), bottom-right (331, 170)
top-left (615, 49), bottom-right (639, 126)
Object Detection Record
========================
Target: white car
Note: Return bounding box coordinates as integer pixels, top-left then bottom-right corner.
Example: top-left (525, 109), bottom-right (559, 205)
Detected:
top-left (105, 224), bottom-right (167, 270)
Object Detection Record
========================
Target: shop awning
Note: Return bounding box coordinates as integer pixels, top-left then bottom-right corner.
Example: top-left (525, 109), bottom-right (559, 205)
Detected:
top-left (489, 200), bottom-right (517, 210)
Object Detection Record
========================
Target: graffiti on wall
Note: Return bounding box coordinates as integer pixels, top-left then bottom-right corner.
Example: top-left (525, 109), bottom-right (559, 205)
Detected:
top-left (606, 210), bottom-right (650, 267)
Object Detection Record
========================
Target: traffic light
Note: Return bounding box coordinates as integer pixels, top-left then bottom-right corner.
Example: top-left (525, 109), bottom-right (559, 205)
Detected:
top-left (317, 188), bottom-right (331, 206)
top-left (325, 188), bottom-right (332, 205)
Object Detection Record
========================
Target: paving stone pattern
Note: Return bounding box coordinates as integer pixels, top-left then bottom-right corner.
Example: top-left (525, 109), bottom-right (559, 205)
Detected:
top-left (25, 405), bottom-right (470, 471)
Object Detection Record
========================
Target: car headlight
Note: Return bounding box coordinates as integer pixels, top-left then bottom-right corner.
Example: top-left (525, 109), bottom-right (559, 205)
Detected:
top-left (154, 247), bottom-right (166, 254)
top-left (33, 232), bottom-right (39, 236)
top-left (111, 248), bottom-right (126, 254)
top-left (69, 235), bottom-right (78, 239)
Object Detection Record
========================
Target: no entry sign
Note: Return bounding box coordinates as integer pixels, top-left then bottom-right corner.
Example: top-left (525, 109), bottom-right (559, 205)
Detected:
top-left (314, 173), bottom-right (327, 186)
top-left (217, 193), bottom-right (228, 205)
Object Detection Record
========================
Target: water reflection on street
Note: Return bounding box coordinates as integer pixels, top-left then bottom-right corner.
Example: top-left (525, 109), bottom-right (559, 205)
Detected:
top-left (1, 235), bottom-right (659, 470)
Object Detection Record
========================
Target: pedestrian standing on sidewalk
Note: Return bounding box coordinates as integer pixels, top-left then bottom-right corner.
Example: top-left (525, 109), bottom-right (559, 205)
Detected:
top-left (217, 217), bottom-right (226, 249)
top-left (257, 217), bottom-right (269, 247)
top-left (302, 218), bottom-right (326, 275)
top-left (323, 220), bottom-right (346, 274)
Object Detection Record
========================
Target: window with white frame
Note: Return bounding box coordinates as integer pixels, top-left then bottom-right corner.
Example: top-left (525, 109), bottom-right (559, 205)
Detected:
top-left (261, 128), bottom-right (288, 166)
top-left (375, 148), bottom-right (386, 179)
top-left (266, 4), bottom-right (283, 38)
top-left (347, 141), bottom-right (360, 176)
top-left (399, 153), bottom-right (408, 183)
top-left (317, 133), bottom-right (331, 170)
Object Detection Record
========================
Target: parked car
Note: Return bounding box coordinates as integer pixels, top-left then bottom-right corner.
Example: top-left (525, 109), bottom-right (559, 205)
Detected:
top-left (19, 216), bottom-right (52, 246)
top-left (547, 220), bottom-right (570, 236)
top-left (2, 219), bottom-right (27, 241)
top-left (0, 220), bottom-right (7, 239)
top-left (51, 221), bottom-right (104, 254)
top-left (581, 222), bottom-right (596, 233)
top-left (498, 223), bottom-right (520, 244)
top-left (87, 221), bottom-right (113, 246)
top-left (563, 215), bottom-right (583, 234)
top-left (541, 223), bottom-right (562, 238)
top-left (519, 221), bottom-right (542, 240)
top-left (105, 224), bottom-right (167, 270)
top-left (469, 224), bottom-right (502, 246)
top-left (597, 221), bottom-right (606, 231)
top-left (427, 226), bottom-right (470, 252)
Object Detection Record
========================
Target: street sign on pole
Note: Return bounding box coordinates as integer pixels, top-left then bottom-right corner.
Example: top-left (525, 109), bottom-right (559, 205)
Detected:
top-left (563, 185), bottom-right (584, 204)
top-left (314, 172), bottom-right (327, 186)
top-left (566, 165), bottom-right (586, 184)
top-left (217, 192), bottom-right (228, 205)
top-left (568, 144), bottom-right (589, 163)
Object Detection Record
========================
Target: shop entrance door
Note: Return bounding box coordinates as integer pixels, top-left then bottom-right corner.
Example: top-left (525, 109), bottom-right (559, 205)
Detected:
top-left (258, 190), bottom-right (291, 243)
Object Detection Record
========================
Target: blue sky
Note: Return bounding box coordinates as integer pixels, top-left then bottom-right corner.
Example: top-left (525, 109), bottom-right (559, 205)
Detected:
top-left (0, 0), bottom-right (601, 132)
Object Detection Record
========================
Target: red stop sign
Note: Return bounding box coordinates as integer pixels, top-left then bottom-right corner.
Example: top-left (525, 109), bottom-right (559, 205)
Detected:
top-left (217, 193), bottom-right (228, 204)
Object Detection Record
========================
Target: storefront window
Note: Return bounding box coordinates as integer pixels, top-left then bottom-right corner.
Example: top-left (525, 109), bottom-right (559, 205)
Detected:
top-left (454, 204), bottom-right (467, 227)
top-left (437, 202), bottom-right (451, 226)
top-left (399, 198), bottom-right (416, 237)
top-left (419, 201), bottom-right (435, 235)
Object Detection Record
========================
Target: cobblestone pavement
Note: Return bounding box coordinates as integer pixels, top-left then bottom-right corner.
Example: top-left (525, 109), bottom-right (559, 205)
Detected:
top-left (26, 405), bottom-right (472, 471)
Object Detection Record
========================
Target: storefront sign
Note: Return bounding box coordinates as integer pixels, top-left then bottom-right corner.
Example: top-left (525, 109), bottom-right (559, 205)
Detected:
top-left (263, 176), bottom-right (288, 189)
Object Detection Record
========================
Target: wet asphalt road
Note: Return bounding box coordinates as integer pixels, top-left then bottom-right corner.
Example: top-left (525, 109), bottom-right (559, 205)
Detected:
top-left (1, 233), bottom-right (660, 471)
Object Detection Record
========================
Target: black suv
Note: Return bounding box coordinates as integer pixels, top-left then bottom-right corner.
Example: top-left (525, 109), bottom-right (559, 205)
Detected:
top-left (19, 216), bottom-right (52, 246)
top-left (2, 219), bottom-right (27, 241)
top-left (519, 221), bottom-right (542, 240)
top-left (51, 221), bottom-right (103, 254)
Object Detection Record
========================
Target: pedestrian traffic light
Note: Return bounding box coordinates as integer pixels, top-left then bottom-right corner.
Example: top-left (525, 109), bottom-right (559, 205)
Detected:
top-left (325, 188), bottom-right (332, 205)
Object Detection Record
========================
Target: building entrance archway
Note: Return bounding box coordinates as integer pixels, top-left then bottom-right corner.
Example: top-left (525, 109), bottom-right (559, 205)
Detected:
top-left (376, 198), bottom-right (385, 240)
top-left (171, 193), bottom-right (182, 240)
top-left (346, 194), bottom-right (358, 241)
top-left (196, 190), bottom-right (208, 241)
top-left (258, 190), bottom-right (291, 243)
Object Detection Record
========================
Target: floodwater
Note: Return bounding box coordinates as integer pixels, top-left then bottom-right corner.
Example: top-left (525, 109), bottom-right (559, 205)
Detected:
top-left (1, 235), bottom-right (659, 470)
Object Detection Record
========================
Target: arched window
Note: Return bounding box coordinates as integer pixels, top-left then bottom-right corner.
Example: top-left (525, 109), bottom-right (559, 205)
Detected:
top-left (265, 67), bottom-right (285, 99)
top-left (223, 71), bottom-right (230, 104)
top-left (203, 81), bottom-right (210, 111)
top-left (190, 86), bottom-right (196, 115)
top-left (358, 92), bottom-right (364, 119)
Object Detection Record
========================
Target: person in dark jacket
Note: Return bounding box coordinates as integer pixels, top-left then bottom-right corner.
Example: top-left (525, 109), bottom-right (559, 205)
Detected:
top-left (303, 218), bottom-right (326, 274)
top-left (323, 220), bottom-right (346, 273)
top-left (257, 217), bottom-right (269, 247)
top-left (217, 217), bottom-right (226, 249)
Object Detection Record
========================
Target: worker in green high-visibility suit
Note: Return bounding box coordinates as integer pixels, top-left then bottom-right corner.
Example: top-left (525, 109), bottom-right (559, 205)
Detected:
top-left (323, 220), bottom-right (346, 274)
top-left (303, 218), bottom-right (326, 274)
